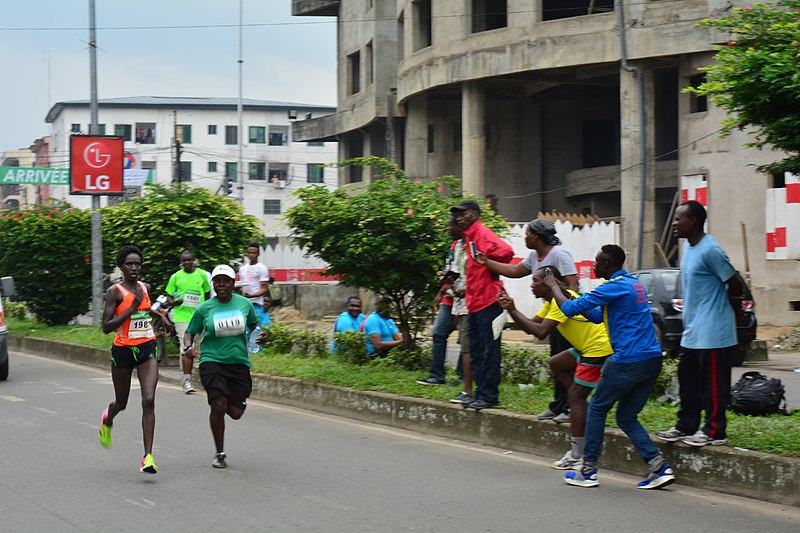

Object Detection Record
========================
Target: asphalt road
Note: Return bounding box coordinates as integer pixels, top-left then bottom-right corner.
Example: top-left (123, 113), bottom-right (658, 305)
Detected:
top-left (2, 352), bottom-right (799, 533)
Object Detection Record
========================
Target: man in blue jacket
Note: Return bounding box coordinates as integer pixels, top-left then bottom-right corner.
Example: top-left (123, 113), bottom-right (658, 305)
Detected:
top-left (543, 244), bottom-right (675, 490)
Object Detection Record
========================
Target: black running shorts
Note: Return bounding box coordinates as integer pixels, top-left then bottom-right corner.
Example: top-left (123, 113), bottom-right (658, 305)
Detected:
top-left (199, 362), bottom-right (252, 411)
top-left (110, 340), bottom-right (158, 369)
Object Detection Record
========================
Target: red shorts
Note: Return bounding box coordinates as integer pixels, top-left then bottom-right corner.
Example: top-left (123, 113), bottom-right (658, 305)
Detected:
top-left (568, 348), bottom-right (610, 389)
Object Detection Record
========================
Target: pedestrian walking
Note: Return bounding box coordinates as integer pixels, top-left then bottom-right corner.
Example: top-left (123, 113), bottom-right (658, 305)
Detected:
top-left (238, 243), bottom-right (271, 326)
top-left (98, 245), bottom-right (172, 474)
top-left (655, 200), bottom-right (745, 447)
top-left (183, 265), bottom-right (259, 468)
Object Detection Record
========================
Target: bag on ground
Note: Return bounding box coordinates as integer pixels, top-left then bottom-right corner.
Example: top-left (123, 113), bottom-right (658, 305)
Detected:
top-left (729, 371), bottom-right (787, 416)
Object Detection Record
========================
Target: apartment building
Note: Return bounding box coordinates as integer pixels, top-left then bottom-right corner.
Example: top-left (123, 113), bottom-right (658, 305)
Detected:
top-left (289, 0), bottom-right (798, 325)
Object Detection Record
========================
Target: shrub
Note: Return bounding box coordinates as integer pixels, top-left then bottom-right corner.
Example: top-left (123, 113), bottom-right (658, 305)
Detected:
top-left (333, 330), bottom-right (369, 365)
top-left (3, 300), bottom-right (29, 319)
top-left (376, 344), bottom-right (432, 372)
top-left (260, 323), bottom-right (300, 355)
top-left (501, 344), bottom-right (551, 385)
top-left (292, 329), bottom-right (329, 358)
top-left (652, 357), bottom-right (679, 402)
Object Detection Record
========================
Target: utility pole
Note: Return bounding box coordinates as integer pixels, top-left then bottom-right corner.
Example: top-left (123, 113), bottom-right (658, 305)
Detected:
top-left (88, 0), bottom-right (103, 327)
top-left (237, 0), bottom-right (244, 203)
top-left (174, 138), bottom-right (183, 183)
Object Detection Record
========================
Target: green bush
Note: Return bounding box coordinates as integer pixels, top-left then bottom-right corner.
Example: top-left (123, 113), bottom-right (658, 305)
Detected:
top-left (260, 323), bottom-right (300, 355)
top-left (376, 344), bottom-right (432, 372)
top-left (333, 330), bottom-right (369, 365)
top-left (292, 329), bottom-right (329, 358)
top-left (501, 344), bottom-right (551, 385)
top-left (652, 357), bottom-right (679, 402)
top-left (3, 300), bottom-right (29, 319)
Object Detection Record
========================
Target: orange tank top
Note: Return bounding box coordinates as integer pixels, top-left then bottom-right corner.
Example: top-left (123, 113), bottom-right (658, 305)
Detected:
top-left (113, 282), bottom-right (155, 346)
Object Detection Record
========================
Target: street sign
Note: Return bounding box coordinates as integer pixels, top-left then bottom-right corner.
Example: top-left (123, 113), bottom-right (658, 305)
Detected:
top-left (70, 135), bottom-right (124, 195)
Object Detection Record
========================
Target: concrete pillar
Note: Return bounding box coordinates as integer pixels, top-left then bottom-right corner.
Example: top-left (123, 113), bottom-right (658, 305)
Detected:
top-left (462, 81), bottom-right (486, 198)
top-left (619, 65), bottom-right (657, 269)
top-left (404, 94), bottom-right (428, 179)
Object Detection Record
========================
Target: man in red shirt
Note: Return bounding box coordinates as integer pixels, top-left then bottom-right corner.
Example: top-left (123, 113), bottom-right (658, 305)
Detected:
top-left (451, 200), bottom-right (514, 409)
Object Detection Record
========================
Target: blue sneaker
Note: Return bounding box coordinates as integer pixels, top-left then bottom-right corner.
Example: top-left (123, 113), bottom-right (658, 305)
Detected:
top-left (564, 468), bottom-right (599, 488)
top-left (636, 463), bottom-right (675, 490)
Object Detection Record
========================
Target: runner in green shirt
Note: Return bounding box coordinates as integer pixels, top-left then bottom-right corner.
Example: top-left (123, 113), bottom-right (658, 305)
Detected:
top-left (166, 250), bottom-right (211, 393)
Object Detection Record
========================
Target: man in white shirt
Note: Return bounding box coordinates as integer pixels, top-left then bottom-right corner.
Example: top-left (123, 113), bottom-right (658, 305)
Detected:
top-left (238, 242), bottom-right (271, 326)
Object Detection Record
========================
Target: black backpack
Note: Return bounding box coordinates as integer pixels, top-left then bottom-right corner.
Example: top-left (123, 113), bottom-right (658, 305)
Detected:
top-left (730, 371), bottom-right (787, 416)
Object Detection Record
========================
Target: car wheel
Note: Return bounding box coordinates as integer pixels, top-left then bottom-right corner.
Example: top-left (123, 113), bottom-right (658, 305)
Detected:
top-left (0, 356), bottom-right (8, 381)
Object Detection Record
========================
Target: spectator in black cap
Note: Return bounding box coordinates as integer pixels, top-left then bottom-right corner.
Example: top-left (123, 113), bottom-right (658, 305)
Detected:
top-left (475, 217), bottom-right (579, 422)
top-left (451, 199), bottom-right (514, 410)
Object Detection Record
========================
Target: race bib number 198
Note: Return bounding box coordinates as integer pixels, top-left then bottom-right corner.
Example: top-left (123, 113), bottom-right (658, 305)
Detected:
top-left (129, 311), bottom-right (154, 339)
top-left (212, 310), bottom-right (245, 337)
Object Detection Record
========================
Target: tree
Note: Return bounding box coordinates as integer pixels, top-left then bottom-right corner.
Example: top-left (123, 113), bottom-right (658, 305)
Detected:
top-left (0, 204), bottom-right (93, 325)
top-left (690, 1), bottom-right (800, 174)
top-left (284, 156), bottom-right (509, 348)
top-left (102, 183), bottom-right (263, 296)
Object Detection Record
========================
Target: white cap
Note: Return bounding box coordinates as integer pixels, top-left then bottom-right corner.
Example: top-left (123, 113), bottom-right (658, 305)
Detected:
top-left (211, 265), bottom-right (236, 280)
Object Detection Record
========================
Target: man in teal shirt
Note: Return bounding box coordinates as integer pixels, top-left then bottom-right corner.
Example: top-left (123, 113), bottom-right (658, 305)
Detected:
top-left (331, 296), bottom-right (365, 353)
top-left (166, 249), bottom-right (211, 393)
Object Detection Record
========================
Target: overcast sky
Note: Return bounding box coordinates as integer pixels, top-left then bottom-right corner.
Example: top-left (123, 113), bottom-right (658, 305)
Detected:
top-left (0, 0), bottom-right (337, 154)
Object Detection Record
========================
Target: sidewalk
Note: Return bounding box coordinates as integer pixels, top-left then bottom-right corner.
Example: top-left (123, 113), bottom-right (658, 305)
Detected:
top-left (7, 334), bottom-right (800, 507)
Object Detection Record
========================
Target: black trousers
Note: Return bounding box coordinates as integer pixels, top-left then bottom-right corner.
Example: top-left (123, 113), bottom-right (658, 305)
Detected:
top-left (547, 328), bottom-right (573, 414)
top-left (676, 346), bottom-right (733, 440)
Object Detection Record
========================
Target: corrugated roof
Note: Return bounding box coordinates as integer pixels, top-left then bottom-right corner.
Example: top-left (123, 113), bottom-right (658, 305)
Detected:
top-left (45, 96), bottom-right (336, 123)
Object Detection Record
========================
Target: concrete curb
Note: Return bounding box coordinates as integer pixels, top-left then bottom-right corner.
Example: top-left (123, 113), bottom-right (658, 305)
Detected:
top-left (9, 334), bottom-right (800, 507)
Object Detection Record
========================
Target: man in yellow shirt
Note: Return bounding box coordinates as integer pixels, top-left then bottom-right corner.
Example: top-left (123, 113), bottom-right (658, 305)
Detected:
top-left (498, 266), bottom-right (613, 470)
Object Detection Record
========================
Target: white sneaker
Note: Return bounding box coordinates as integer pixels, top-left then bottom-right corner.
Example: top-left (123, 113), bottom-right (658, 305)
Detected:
top-left (552, 450), bottom-right (581, 470)
top-left (183, 379), bottom-right (195, 394)
top-left (552, 412), bottom-right (571, 424)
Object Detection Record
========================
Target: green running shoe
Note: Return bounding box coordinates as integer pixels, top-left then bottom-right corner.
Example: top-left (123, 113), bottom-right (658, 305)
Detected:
top-left (140, 453), bottom-right (158, 474)
top-left (98, 409), bottom-right (112, 449)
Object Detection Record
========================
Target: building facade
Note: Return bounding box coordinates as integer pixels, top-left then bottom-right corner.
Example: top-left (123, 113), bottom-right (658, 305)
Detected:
top-left (290, 0), bottom-right (799, 326)
top-left (44, 97), bottom-right (339, 273)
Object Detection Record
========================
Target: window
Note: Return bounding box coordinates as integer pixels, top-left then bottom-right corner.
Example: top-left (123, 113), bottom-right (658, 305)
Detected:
top-left (135, 123), bottom-right (156, 144)
top-left (308, 140), bottom-right (324, 147)
top-left (582, 120), bottom-right (618, 167)
top-left (472, 0), bottom-right (507, 32)
top-left (268, 126), bottom-right (289, 146)
top-left (114, 124), bottom-right (132, 141)
top-left (225, 162), bottom-right (238, 181)
top-left (208, 124), bottom-right (217, 135)
top-left (249, 126), bottom-right (266, 144)
top-left (452, 122), bottom-right (462, 152)
top-left (268, 163), bottom-right (289, 183)
top-left (176, 124), bottom-right (192, 144)
top-left (141, 161), bottom-right (156, 170)
top-left (208, 161), bottom-right (217, 173)
top-left (71, 123), bottom-right (81, 133)
top-left (347, 131), bottom-right (364, 183)
top-left (689, 75), bottom-right (708, 113)
top-left (249, 162), bottom-right (266, 180)
top-left (225, 126), bottom-right (238, 145)
top-left (427, 124), bottom-right (435, 153)
top-left (413, 0), bottom-right (432, 50)
top-left (348, 50), bottom-right (361, 95)
top-left (366, 40), bottom-right (374, 86)
top-left (542, 0), bottom-right (613, 22)
top-left (97, 124), bottom-right (106, 135)
top-left (178, 161), bottom-right (192, 182)
top-left (307, 163), bottom-right (324, 183)
top-left (263, 199), bottom-right (281, 215)
top-left (397, 12), bottom-right (405, 59)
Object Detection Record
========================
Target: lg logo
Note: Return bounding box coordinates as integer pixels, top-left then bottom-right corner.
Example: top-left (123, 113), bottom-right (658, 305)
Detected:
top-left (84, 142), bottom-right (112, 169)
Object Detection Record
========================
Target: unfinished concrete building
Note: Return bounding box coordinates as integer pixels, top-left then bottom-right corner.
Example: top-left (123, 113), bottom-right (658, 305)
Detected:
top-left (291, 0), bottom-right (799, 326)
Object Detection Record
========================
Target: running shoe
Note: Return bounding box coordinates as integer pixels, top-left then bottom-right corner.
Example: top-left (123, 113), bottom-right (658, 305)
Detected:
top-left (183, 379), bottom-right (195, 394)
top-left (564, 468), bottom-right (599, 488)
top-left (536, 408), bottom-right (558, 420)
top-left (552, 450), bottom-right (581, 470)
top-left (655, 426), bottom-right (688, 443)
top-left (98, 409), bottom-right (112, 449)
top-left (552, 412), bottom-right (571, 424)
top-left (449, 392), bottom-right (473, 404)
top-left (212, 452), bottom-right (227, 469)
top-left (140, 453), bottom-right (158, 474)
top-left (681, 431), bottom-right (728, 447)
top-left (636, 463), bottom-right (675, 489)
top-left (415, 376), bottom-right (446, 386)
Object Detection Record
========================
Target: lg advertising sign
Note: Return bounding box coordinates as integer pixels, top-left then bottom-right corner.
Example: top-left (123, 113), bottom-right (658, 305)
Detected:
top-left (70, 135), bottom-right (124, 195)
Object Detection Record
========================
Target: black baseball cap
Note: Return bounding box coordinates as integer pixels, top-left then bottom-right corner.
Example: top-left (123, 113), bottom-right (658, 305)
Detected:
top-left (450, 200), bottom-right (481, 214)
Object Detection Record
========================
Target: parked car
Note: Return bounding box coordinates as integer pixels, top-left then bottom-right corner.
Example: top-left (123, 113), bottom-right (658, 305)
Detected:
top-left (631, 268), bottom-right (757, 366)
top-left (0, 276), bottom-right (15, 381)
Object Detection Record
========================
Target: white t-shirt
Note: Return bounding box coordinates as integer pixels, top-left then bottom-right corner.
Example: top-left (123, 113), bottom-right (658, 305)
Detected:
top-left (238, 262), bottom-right (270, 306)
top-left (520, 245), bottom-right (577, 277)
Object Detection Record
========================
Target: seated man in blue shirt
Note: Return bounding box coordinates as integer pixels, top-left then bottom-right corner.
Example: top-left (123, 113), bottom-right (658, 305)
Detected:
top-left (363, 296), bottom-right (404, 359)
top-left (543, 244), bottom-right (675, 491)
top-left (331, 296), bottom-right (366, 353)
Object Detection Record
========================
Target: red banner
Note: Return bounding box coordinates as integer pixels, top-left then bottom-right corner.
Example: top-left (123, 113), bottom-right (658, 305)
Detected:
top-left (70, 135), bottom-right (124, 195)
